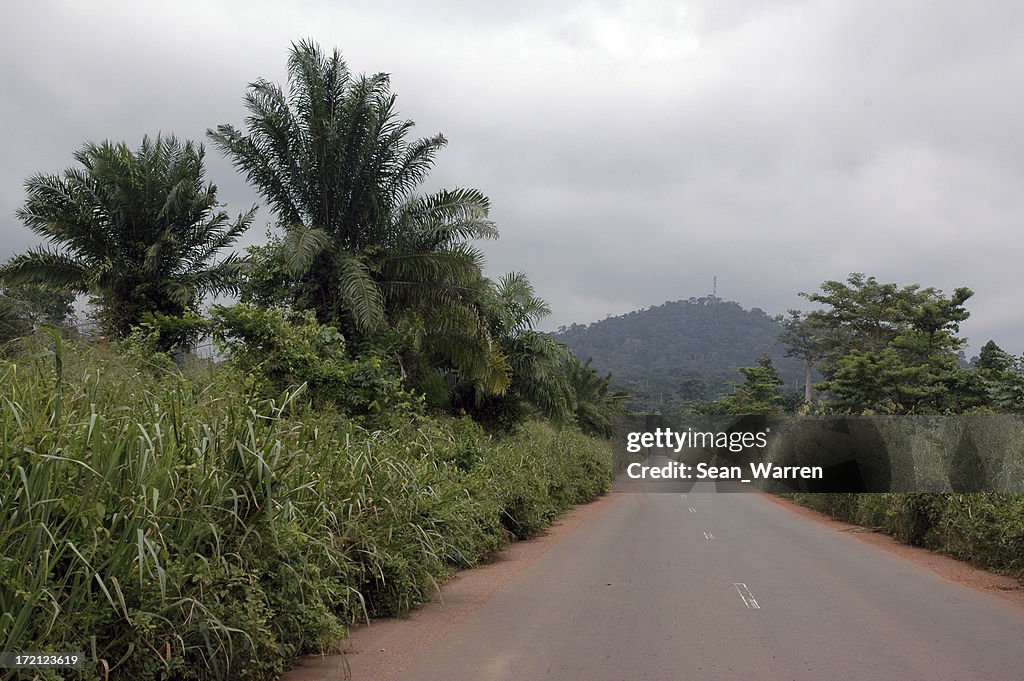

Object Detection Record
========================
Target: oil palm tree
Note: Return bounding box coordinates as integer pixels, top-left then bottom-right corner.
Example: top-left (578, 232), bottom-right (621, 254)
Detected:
top-left (566, 357), bottom-right (629, 437)
top-left (471, 272), bottom-right (574, 421)
top-left (1, 136), bottom-right (254, 338)
top-left (208, 40), bottom-right (496, 339)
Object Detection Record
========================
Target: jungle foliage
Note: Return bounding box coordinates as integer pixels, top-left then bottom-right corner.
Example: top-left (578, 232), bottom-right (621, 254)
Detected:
top-left (0, 40), bottom-right (621, 680)
top-left (0, 339), bottom-right (611, 680)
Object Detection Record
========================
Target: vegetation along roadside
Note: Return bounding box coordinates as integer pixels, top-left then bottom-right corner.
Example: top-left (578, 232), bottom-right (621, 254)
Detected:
top-left (0, 40), bottom-right (620, 680)
top-left (2, 35), bottom-right (1023, 681)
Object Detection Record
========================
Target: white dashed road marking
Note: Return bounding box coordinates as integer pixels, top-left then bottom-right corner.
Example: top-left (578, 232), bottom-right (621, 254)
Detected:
top-left (733, 583), bottom-right (760, 609)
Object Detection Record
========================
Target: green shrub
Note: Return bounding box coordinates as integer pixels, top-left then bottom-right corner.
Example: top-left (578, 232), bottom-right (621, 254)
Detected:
top-left (0, 337), bottom-right (612, 679)
top-left (929, 494), bottom-right (1024, 575)
top-left (788, 492), bottom-right (1024, 581)
top-left (210, 303), bottom-right (422, 417)
top-left (477, 422), bottom-right (612, 539)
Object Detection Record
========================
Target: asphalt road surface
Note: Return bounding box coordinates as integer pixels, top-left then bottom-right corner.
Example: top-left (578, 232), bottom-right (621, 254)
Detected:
top-left (381, 456), bottom-right (1024, 681)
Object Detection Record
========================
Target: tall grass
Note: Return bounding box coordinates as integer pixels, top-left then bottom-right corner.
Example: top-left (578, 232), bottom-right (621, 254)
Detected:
top-left (0, 339), bottom-right (612, 680)
top-left (788, 493), bottom-right (1024, 580)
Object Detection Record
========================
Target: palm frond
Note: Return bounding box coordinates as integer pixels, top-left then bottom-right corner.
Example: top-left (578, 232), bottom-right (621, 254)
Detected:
top-left (334, 254), bottom-right (385, 333)
top-left (167, 253), bottom-right (247, 305)
top-left (492, 271), bottom-right (552, 336)
top-left (281, 225), bottom-right (331, 277)
top-left (177, 206), bottom-right (257, 275)
top-left (388, 133), bottom-right (446, 198)
top-left (379, 246), bottom-right (484, 289)
top-left (395, 188), bottom-right (498, 246)
top-left (0, 249), bottom-right (89, 292)
top-left (506, 332), bottom-right (574, 421)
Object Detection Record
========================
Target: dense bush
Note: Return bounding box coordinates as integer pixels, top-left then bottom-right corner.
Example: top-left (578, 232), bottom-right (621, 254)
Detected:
top-left (0, 338), bottom-right (612, 680)
top-left (209, 303), bottom-right (421, 417)
top-left (788, 493), bottom-right (1024, 580)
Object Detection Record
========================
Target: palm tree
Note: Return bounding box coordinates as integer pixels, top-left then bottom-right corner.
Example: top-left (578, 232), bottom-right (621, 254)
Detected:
top-left (1, 136), bottom-right (254, 339)
top-left (208, 40), bottom-right (496, 341)
top-left (566, 357), bottom-right (629, 437)
top-left (471, 272), bottom-right (574, 421)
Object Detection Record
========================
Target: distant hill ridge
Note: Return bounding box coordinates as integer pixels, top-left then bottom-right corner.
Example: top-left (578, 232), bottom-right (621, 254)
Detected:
top-left (551, 296), bottom-right (804, 412)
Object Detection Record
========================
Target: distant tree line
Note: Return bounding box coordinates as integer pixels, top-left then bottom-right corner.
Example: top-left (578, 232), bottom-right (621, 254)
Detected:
top-left (555, 275), bottom-right (1021, 417)
top-left (720, 273), bottom-right (1023, 415)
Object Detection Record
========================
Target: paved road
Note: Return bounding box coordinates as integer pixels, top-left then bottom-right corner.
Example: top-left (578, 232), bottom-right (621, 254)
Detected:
top-left (389, 457), bottom-right (1024, 680)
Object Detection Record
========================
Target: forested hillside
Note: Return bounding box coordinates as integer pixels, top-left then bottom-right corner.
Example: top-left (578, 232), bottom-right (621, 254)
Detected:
top-left (553, 296), bottom-right (805, 412)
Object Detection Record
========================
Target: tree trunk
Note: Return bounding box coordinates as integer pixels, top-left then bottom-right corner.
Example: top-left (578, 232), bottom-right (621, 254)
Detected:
top-left (804, 360), bottom-right (813, 404)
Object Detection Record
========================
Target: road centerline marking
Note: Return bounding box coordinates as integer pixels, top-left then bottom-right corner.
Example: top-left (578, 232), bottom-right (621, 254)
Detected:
top-left (733, 583), bottom-right (760, 609)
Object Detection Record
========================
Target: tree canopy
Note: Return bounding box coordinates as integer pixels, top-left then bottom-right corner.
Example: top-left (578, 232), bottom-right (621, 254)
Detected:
top-left (790, 273), bottom-right (981, 414)
top-left (209, 40), bottom-right (513, 401)
top-left (708, 353), bottom-right (785, 414)
top-left (1, 136), bottom-right (253, 340)
top-left (209, 40), bottom-right (495, 339)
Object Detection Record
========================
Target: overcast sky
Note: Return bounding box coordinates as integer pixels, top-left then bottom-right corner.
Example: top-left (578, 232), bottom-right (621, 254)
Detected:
top-left (2, 0), bottom-right (1022, 356)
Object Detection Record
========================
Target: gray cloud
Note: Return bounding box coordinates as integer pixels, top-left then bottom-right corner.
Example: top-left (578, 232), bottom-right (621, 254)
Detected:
top-left (2, 0), bottom-right (1021, 356)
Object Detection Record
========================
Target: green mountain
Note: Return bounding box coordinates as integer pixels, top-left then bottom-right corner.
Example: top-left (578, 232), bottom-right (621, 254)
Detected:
top-left (552, 296), bottom-right (805, 413)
